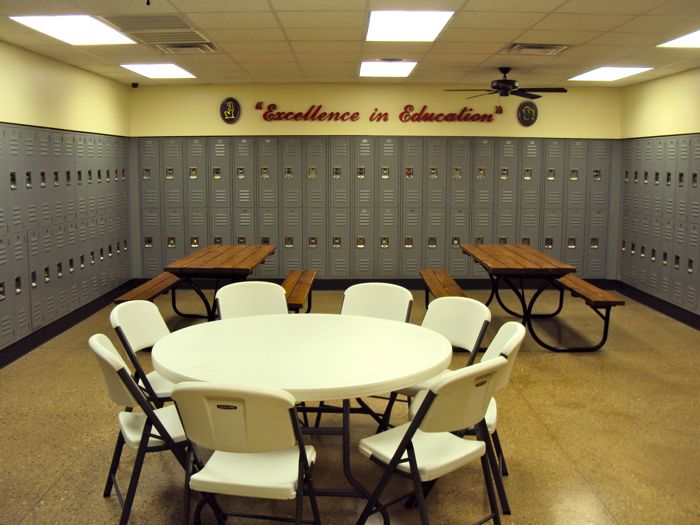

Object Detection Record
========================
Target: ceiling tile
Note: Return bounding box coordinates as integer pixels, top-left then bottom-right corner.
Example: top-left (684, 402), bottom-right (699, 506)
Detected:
top-left (451, 11), bottom-right (546, 29)
top-left (430, 42), bottom-right (506, 54)
top-left (369, 0), bottom-right (465, 10)
top-left (170, 0), bottom-right (271, 12)
top-left (284, 28), bottom-right (364, 40)
top-left (218, 42), bottom-right (292, 54)
top-left (70, 0), bottom-right (177, 15)
top-left (187, 12), bottom-right (280, 29)
top-left (534, 13), bottom-right (633, 31)
top-left (561, 45), bottom-right (645, 59)
top-left (586, 31), bottom-right (666, 46)
top-left (421, 53), bottom-right (490, 65)
top-left (295, 52), bottom-right (362, 62)
top-left (291, 41), bottom-right (361, 53)
top-left (206, 29), bottom-right (286, 42)
top-left (361, 42), bottom-right (432, 54)
top-left (276, 11), bottom-right (365, 28)
top-left (461, 0), bottom-right (564, 12)
top-left (238, 61), bottom-right (302, 71)
top-left (614, 15), bottom-right (700, 33)
top-left (0, 0), bottom-right (89, 16)
top-left (555, 0), bottom-right (666, 15)
top-left (480, 54), bottom-right (554, 67)
top-left (439, 27), bottom-right (521, 43)
top-left (514, 30), bottom-right (600, 45)
top-left (271, 0), bottom-right (366, 10)
top-left (641, 0), bottom-right (700, 17)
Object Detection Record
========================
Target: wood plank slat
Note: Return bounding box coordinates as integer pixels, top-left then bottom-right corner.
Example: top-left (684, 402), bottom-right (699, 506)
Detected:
top-left (282, 269), bottom-right (317, 311)
top-left (114, 272), bottom-right (182, 304)
top-left (419, 268), bottom-right (465, 299)
top-left (556, 274), bottom-right (626, 307)
top-left (461, 243), bottom-right (575, 276)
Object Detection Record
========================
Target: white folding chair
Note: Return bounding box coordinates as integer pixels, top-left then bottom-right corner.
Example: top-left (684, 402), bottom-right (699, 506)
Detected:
top-left (214, 281), bottom-right (289, 319)
top-left (110, 300), bottom-right (175, 406)
top-left (89, 334), bottom-right (187, 525)
top-left (357, 357), bottom-right (508, 525)
top-left (340, 282), bottom-right (413, 322)
top-left (171, 382), bottom-right (321, 525)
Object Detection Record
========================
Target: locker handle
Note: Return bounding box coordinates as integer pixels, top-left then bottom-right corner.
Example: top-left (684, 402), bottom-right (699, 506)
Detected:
top-left (308, 167), bottom-right (318, 180)
top-left (651, 249), bottom-right (656, 262)
top-left (545, 237), bottom-right (554, 249)
top-left (77, 170), bottom-right (83, 184)
top-left (666, 172), bottom-right (672, 186)
top-left (25, 171), bottom-right (32, 189)
top-left (31, 271), bottom-right (37, 288)
top-left (284, 167), bottom-right (293, 179)
top-left (590, 238), bottom-right (599, 249)
top-left (308, 237), bottom-right (318, 248)
top-left (124, 239), bottom-right (128, 251)
top-left (688, 259), bottom-right (694, 274)
top-left (428, 237), bottom-right (437, 249)
top-left (69, 258), bottom-right (75, 273)
top-left (500, 168), bottom-right (508, 180)
top-left (693, 173), bottom-right (698, 188)
top-left (80, 255), bottom-right (85, 269)
top-left (97, 169), bottom-right (102, 183)
top-left (380, 237), bottom-right (390, 248)
top-left (260, 167), bottom-right (268, 180)
top-left (144, 236), bottom-right (153, 248)
top-left (356, 236), bottom-right (365, 249)
top-left (405, 167), bottom-right (414, 180)
top-left (165, 168), bottom-right (174, 180)
top-left (357, 167), bottom-right (366, 180)
top-left (10, 172), bottom-right (17, 190)
top-left (451, 237), bottom-right (461, 248)
top-left (662, 252), bottom-right (668, 265)
top-left (428, 167), bottom-right (438, 180)
top-left (332, 237), bottom-right (342, 249)
top-left (236, 236), bottom-right (246, 244)
top-left (167, 237), bottom-right (176, 249)
top-left (674, 255), bottom-right (680, 270)
top-left (213, 167), bottom-right (222, 180)
top-left (236, 167), bottom-right (246, 180)
top-left (498, 237), bottom-right (508, 244)
top-left (108, 245), bottom-right (113, 258)
top-left (475, 237), bottom-right (484, 245)
top-left (630, 242), bottom-right (635, 255)
top-left (521, 237), bottom-right (530, 246)
top-left (476, 167), bottom-right (486, 180)
top-left (90, 251), bottom-right (95, 264)
top-left (15, 277), bottom-right (22, 294)
top-left (381, 167), bottom-right (390, 179)
top-left (593, 169), bottom-right (602, 182)
top-left (122, 169), bottom-right (127, 182)
top-left (87, 170), bottom-right (93, 183)
top-left (643, 171), bottom-right (648, 184)
top-left (66, 170), bottom-right (71, 185)
top-left (523, 168), bottom-right (532, 181)
top-left (678, 173), bottom-right (684, 187)
top-left (547, 169), bottom-right (555, 181)
top-left (106, 169), bottom-right (110, 182)
top-left (190, 237), bottom-right (200, 248)
top-left (57, 262), bottom-right (63, 278)
top-left (190, 167), bottom-right (198, 180)
top-left (40, 172), bottom-right (47, 188)
top-left (116, 243), bottom-right (121, 254)
top-left (569, 169), bottom-right (579, 181)
top-left (214, 236), bottom-right (223, 244)
top-left (43, 266), bottom-right (51, 283)
top-left (452, 167), bottom-right (462, 180)
top-left (0, 282), bottom-right (5, 301)
top-left (284, 236), bottom-right (294, 248)
top-left (404, 236), bottom-right (413, 249)
top-left (640, 246), bottom-right (645, 258)
top-left (654, 172), bottom-right (660, 185)
top-left (332, 167), bottom-right (342, 180)
top-left (100, 248), bottom-right (104, 260)
top-left (261, 236), bottom-right (271, 245)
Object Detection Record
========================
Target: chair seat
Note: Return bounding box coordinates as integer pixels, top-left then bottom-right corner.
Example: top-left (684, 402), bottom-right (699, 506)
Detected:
top-left (359, 423), bottom-right (485, 482)
top-left (397, 369), bottom-right (453, 397)
top-left (142, 370), bottom-right (175, 399)
top-left (190, 446), bottom-right (316, 500)
top-left (118, 404), bottom-right (186, 449)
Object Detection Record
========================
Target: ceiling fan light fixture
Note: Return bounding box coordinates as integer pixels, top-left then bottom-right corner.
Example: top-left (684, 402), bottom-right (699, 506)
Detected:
top-left (366, 11), bottom-right (453, 42)
top-left (658, 29), bottom-right (700, 48)
top-left (569, 66), bottom-right (652, 81)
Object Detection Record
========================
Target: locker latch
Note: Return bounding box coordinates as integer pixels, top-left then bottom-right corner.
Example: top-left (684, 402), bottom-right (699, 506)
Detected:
top-left (404, 236), bottom-right (413, 249)
top-left (545, 237), bottom-right (554, 249)
top-left (451, 237), bottom-right (460, 248)
top-left (144, 236), bottom-right (153, 248)
top-left (52, 170), bottom-right (60, 187)
top-left (57, 262), bottom-right (63, 278)
top-left (66, 171), bottom-right (71, 185)
top-left (332, 167), bottom-right (342, 180)
top-left (25, 171), bottom-right (32, 189)
top-left (214, 236), bottom-right (223, 244)
top-left (498, 237), bottom-right (508, 244)
top-left (357, 167), bottom-right (366, 180)
top-left (77, 170), bottom-right (83, 184)
top-left (122, 169), bottom-right (127, 181)
top-left (142, 168), bottom-right (150, 180)
top-left (640, 245), bottom-right (645, 258)
top-left (693, 173), bottom-right (698, 187)
top-left (356, 236), bottom-right (366, 249)
top-left (236, 167), bottom-right (245, 180)
top-left (630, 242), bottom-right (635, 255)
top-left (500, 168), bottom-right (508, 180)
top-left (106, 169), bottom-right (110, 182)
top-left (10, 172), bottom-right (17, 190)
top-left (260, 167), bottom-right (268, 180)
top-left (0, 282), bottom-right (5, 301)
top-left (666, 172), bottom-right (672, 186)
top-left (308, 167), bottom-right (318, 180)
top-left (261, 236), bottom-right (270, 245)
top-left (643, 171), bottom-right (648, 184)
top-left (593, 169), bottom-right (602, 182)
top-left (108, 245), bottom-right (113, 258)
top-left (523, 168), bottom-right (532, 181)
top-left (547, 169), bottom-right (556, 181)
top-left (428, 237), bottom-right (437, 249)
top-left (569, 169), bottom-right (579, 181)
top-left (189, 168), bottom-right (198, 180)
top-left (662, 252), bottom-right (668, 265)
top-left (452, 167), bottom-right (462, 180)
top-left (651, 248), bottom-right (656, 262)
top-left (213, 167), bottom-right (222, 180)
top-left (80, 255), bottom-right (85, 269)
top-left (381, 167), bottom-right (390, 179)
top-left (190, 237), bottom-right (200, 248)
top-left (689, 259), bottom-right (694, 274)
top-left (124, 239), bottom-right (128, 251)
top-left (284, 167), bottom-right (293, 179)
top-left (590, 237), bottom-right (599, 249)
top-left (15, 277), bottom-right (22, 295)
top-left (166, 238), bottom-right (176, 249)
top-left (475, 237), bottom-right (484, 245)
top-left (621, 240), bottom-right (626, 252)
top-left (90, 251), bottom-right (95, 264)
top-left (429, 167), bottom-right (438, 180)
top-left (380, 237), bottom-right (390, 249)
top-left (674, 255), bottom-right (681, 270)
top-left (567, 238), bottom-right (577, 249)
top-left (654, 172), bottom-right (660, 185)
top-left (236, 236), bottom-right (246, 244)
top-left (678, 173), bottom-right (684, 187)
top-left (97, 169), bottom-right (102, 182)
top-left (165, 167), bottom-right (174, 180)
top-left (285, 236), bottom-right (294, 248)
top-left (69, 258), bottom-right (75, 273)
top-left (40, 172), bottom-right (46, 188)
top-left (31, 271), bottom-right (37, 288)
top-left (476, 167), bottom-right (486, 180)
top-left (332, 237), bottom-right (342, 249)
top-left (308, 237), bottom-right (318, 249)
top-left (521, 237), bottom-right (530, 246)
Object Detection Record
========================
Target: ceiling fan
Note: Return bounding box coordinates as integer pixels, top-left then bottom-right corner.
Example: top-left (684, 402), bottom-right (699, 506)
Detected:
top-left (446, 67), bottom-right (568, 100)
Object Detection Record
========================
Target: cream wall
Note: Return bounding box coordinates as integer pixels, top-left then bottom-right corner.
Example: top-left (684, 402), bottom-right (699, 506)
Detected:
top-left (0, 42), bottom-right (130, 136)
top-left (129, 83), bottom-right (621, 139)
top-left (622, 68), bottom-right (700, 138)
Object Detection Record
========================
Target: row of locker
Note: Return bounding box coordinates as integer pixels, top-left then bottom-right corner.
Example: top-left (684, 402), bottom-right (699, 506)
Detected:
top-left (622, 134), bottom-right (700, 223)
top-left (140, 206), bottom-right (611, 280)
top-left (137, 136), bottom-right (615, 212)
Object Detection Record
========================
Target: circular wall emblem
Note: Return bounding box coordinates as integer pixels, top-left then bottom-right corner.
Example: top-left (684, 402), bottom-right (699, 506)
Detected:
top-left (517, 101), bottom-right (538, 127)
top-left (220, 97), bottom-right (241, 124)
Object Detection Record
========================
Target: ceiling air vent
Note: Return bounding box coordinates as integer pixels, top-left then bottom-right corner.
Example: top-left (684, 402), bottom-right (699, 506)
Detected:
top-left (508, 43), bottom-right (568, 56)
top-left (155, 42), bottom-right (220, 54)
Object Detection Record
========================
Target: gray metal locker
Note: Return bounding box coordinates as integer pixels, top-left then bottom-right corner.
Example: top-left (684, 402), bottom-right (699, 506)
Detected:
top-left (401, 137), bottom-right (424, 208)
top-left (473, 138), bottom-right (495, 209)
top-left (186, 208), bottom-right (208, 255)
top-left (424, 208), bottom-right (446, 270)
top-left (400, 207), bottom-right (423, 278)
top-left (658, 218), bottom-right (674, 300)
top-left (425, 138), bottom-right (447, 208)
top-left (495, 208), bottom-right (516, 245)
top-left (329, 208), bottom-right (351, 277)
top-left (353, 207), bottom-right (374, 278)
top-left (185, 138), bottom-right (208, 208)
top-left (684, 222), bottom-right (699, 311)
top-left (281, 138), bottom-right (303, 208)
top-left (689, 135), bottom-right (700, 224)
top-left (663, 137), bottom-right (677, 217)
top-left (305, 138), bottom-right (328, 209)
top-left (585, 209), bottom-right (607, 277)
top-left (518, 208), bottom-right (540, 249)
top-left (280, 208), bottom-right (303, 275)
top-left (621, 139), bottom-right (634, 213)
top-left (6, 126), bottom-right (26, 233)
top-left (670, 221), bottom-right (687, 306)
top-left (139, 139), bottom-right (161, 209)
top-left (565, 140), bottom-right (588, 210)
top-left (448, 138), bottom-right (471, 209)
top-left (519, 139), bottom-right (542, 210)
top-left (305, 207), bottom-right (327, 277)
top-left (447, 208), bottom-right (469, 277)
top-left (496, 139), bottom-right (518, 208)
top-left (639, 138), bottom-right (653, 214)
top-left (75, 134), bottom-right (88, 219)
top-left (589, 140), bottom-right (611, 210)
top-left (329, 137), bottom-right (352, 208)
top-left (353, 137), bottom-right (375, 208)
top-left (24, 128), bottom-right (40, 231)
top-left (53, 223), bottom-right (70, 318)
top-left (234, 207), bottom-right (255, 244)
top-left (0, 237), bottom-right (13, 348)
top-left (256, 207), bottom-right (280, 278)
top-left (209, 137), bottom-right (232, 208)
top-left (11, 231), bottom-right (31, 339)
top-left (255, 137), bottom-right (276, 207)
top-left (141, 208), bottom-right (163, 277)
top-left (675, 136), bottom-right (690, 223)
top-left (65, 221), bottom-right (80, 308)
top-left (163, 139), bottom-right (184, 208)
top-left (163, 208), bottom-right (185, 265)
top-left (210, 208), bottom-right (233, 245)
top-left (542, 208), bottom-right (563, 260)
top-left (377, 207), bottom-right (399, 277)
top-left (0, 127), bottom-right (7, 237)
top-left (543, 139), bottom-right (565, 209)
top-left (378, 137), bottom-right (400, 207)
top-left (472, 208), bottom-right (493, 278)
top-left (64, 132), bottom-right (77, 223)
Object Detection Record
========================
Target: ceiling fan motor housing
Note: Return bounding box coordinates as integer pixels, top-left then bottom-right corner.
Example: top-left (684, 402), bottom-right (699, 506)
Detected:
top-left (491, 78), bottom-right (518, 90)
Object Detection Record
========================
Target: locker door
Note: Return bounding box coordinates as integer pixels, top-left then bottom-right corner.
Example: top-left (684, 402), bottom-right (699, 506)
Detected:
top-left (689, 136), bottom-right (700, 224)
top-left (377, 207), bottom-right (398, 277)
top-left (353, 137), bottom-right (376, 208)
top-left (255, 137), bottom-right (276, 207)
top-left (281, 208), bottom-right (303, 275)
top-left (663, 137), bottom-right (677, 218)
top-left (543, 139), bottom-right (565, 209)
top-left (305, 137), bottom-right (327, 209)
top-left (0, 127), bottom-right (7, 236)
top-left (142, 208), bottom-right (163, 277)
top-left (186, 208), bottom-right (208, 255)
top-left (565, 140), bottom-right (588, 210)
top-left (0, 237), bottom-right (13, 348)
top-left (658, 218), bottom-right (674, 300)
top-left (621, 139), bottom-right (634, 213)
top-left (210, 208), bottom-right (232, 245)
top-left (651, 138), bottom-right (665, 216)
top-left (424, 138), bottom-right (448, 209)
top-left (670, 221), bottom-right (687, 306)
top-left (305, 207), bottom-right (327, 277)
top-left (75, 134), bottom-right (88, 219)
top-left (378, 137), bottom-right (400, 207)
top-left (185, 138), bottom-right (207, 208)
top-left (163, 208), bottom-right (185, 265)
top-left (11, 232), bottom-right (31, 339)
top-left (139, 139), bottom-right (161, 209)
top-left (472, 208), bottom-right (493, 277)
top-left (329, 208), bottom-right (351, 277)
top-left (163, 138), bottom-right (184, 208)
top-left (519, 139), bottom-right (542, 210)
top-left (518, 209), bottom-right (540, 249)
top-left (589, 140), bottom-right (611, 210)
top-left (353, 207), bottom-right (374, 278)
top-left (401, 137), bottom-right (424, 208)
top-left (233, 207), bottom-right (253, 245)
top-left (684, 222), bottom-right (699, 311)
top-left (6, 126), bottom-right (26, 233)
top-left (473, 138), bottom-right (495, 209)
top-left (449, 138), bottom-right (471, 209)
top-left (675, 136), bottom-right (690, 223)
top-left (281, 138), bottom-right (303, 208)
top-left (424, 208), bottom-right (446, 270)
top-left (496, 138), bottom-right (518, 209)
top-left (542, 209), bottom-right (563, 260)
top-left (209, 137), bottom-right (232, 208)
top-left (495, 208), bottom-right (516, 245)
top-left (639, 138), bottom-right (652, 214)
top-left (53, 223), bottom-right (69, 317)
top-left (447, 208), bottom-right (470, 277)
top-left (400, 207), bottom-right (422, 278)
top-left (256, 207), bottom-right (279, 278)
top-left (329, 137), bottom-right (351, 208)
top-left (585, 210), bottom-right (607, 278)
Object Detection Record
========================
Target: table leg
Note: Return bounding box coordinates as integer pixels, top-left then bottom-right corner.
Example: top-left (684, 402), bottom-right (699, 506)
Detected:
top-left (186, 278), bottom-right (214, 321)
top-left (170, 282), bottom-right (209, 320)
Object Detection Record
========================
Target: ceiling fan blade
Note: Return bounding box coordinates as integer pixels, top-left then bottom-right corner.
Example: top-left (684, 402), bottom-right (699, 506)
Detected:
top-left (444, 88), bottom-right (491, 92)
top-left (465, 91), bottom-right (498, 100)
top-left (511, 90), bottom-right (541, 100)
top-left (518, 87), bottom-right (568, 93)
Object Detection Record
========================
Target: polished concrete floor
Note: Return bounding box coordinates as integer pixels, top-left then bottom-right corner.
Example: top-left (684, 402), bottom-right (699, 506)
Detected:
top-left (1, 287), bottom-right (699, 524)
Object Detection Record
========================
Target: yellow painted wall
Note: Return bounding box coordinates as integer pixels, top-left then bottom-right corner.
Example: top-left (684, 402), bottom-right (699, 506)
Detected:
top-left (0, 42), bottom-right (130, 136)
top-left (622, 68), bottom-right (700, 138)
top-left (129, 83), bottom-right (621, 139)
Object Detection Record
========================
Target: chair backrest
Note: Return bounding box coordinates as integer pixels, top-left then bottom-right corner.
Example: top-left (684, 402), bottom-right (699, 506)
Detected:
top-left (215, 281), bottom-right (288, 319)
top-left (340, 282), bottom-right (413, 322)
top-left (418, 357), bottom-right (507, 434)
top-left (89, 333), bottom-right (140, 408)
top-left (110, 300), bottom-right (170, 353)
top-left (421, 296), bottom-right (491, 354)
top-left (481, 322), bottom-right (526, 390)
top-left (172, 382), bottom-right (297, 453)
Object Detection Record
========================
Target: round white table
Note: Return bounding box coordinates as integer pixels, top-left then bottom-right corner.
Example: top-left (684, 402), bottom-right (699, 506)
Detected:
top-left (152, 313), bottom-right (452, 402)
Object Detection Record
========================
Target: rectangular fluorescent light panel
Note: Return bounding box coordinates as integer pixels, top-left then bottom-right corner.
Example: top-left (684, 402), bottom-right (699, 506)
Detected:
top-left (569, 67), bottom-right (652, 81)
top-left (9, 15), bottom-right (134, 45)
top-left (121, 63), bottom-right (195, 79)
top-left (658, 29), bottom-right (700, 47)
top-left (360, 61), bottom-right (416, 78)
top-left (366, 11), bottom-right (453, 42)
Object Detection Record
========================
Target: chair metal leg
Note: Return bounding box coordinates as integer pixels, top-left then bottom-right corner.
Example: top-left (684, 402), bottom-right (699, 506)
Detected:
top-left (377, 391), bottom-right (399, 433)
top-left (119, 430), bottom-right (150, 525)
top-left (491, 430), bottom-right (509, 476)
top-left (103, 431), bottom-right (125, 497)
top-left (480, 455), bottom-right (501, 525)
top-left (406, 444), bottom-right (430, 525)
top-left (478, 421), bottom-right (510, 515)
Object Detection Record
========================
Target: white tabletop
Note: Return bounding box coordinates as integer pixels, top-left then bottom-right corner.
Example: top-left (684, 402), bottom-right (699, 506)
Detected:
top-left (152, 313), bottom-right (452, 403)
